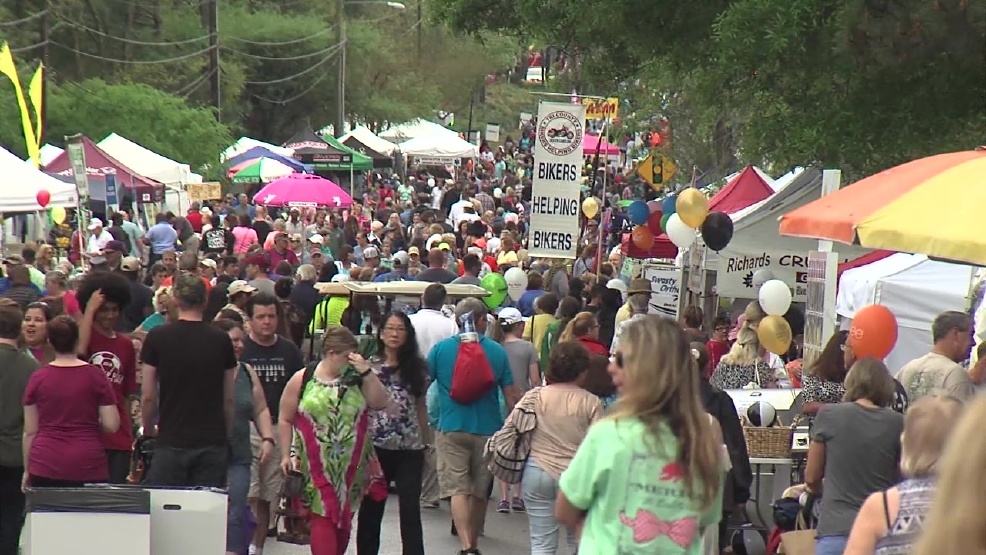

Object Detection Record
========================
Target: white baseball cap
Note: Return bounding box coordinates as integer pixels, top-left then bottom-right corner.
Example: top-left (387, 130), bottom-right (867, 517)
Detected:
top-left (497, 307), bottom-right (523, 325)
top-left (363, 246), bottom-right (380, 259)
top-left (87, 218), bottom-right (103, 230)
top-left (309, 233), bottom-right (324, 244)
top-left (228, 280), bottom-right (258, 296)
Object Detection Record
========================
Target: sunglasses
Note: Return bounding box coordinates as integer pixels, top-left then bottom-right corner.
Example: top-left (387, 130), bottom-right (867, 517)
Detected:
top-left (610, 352), bottom-right (625, 368)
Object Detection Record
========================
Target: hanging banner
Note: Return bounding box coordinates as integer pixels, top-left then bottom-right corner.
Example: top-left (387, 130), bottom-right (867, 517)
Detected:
top-left (582, 97), bottom-right (619, 120)
top-left (641, 262), bottom-right (682, 319)
top-left (187, 182), bottom-right (222, 202)
top-left (529, 101), bottom-right (586, 259)
top-left (716, 247), bottom-right (836, 302)
top-left (485, 123), bottom-right (500, 142)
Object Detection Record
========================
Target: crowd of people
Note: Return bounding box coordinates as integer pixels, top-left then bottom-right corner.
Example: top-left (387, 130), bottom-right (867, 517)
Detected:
top-left (0, 160), bottom-right (983, 555)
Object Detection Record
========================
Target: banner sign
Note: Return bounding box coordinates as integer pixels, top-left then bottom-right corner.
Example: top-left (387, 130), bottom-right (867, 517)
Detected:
top-left (529, 101), bottom-right (586, 259)
top-left (485, 123), bottom-right (500, 142)
top-left (641, 262), bottom-right (682, 319)
top-left (188, 182), bottom-right (222, 202)
top-left (65, 135), bottom-right (89, 199)
top-left (519, 112), bottom-right (533, 128)
top-left (715, 248), bottom-right (851, 302)
top-left (582, 97), bottom-right (619, 120)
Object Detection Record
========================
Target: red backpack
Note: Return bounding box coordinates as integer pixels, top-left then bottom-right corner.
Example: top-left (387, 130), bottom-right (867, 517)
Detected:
top-left (449, 336), bottom-right (495, 404)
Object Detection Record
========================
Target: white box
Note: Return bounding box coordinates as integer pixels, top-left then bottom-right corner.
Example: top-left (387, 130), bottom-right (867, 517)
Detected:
top-left (23, 488), bottom-right (151, 555)
top-left (145, 488), bottom-right (228, 555)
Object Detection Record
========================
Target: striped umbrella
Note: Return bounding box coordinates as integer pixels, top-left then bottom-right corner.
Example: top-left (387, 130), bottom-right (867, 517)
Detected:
top-left (779, 149), bottom-right (986, 264)
top-left (227, 157), bottom-right (296, 183)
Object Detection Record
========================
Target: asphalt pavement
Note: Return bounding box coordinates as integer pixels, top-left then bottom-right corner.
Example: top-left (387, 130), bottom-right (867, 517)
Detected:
top-left (266, 496), bottom-right (576, 554)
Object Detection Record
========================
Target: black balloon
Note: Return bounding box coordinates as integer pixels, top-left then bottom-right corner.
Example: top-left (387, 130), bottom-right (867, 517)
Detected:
top-left (700, 211), bottom-right (733, 251)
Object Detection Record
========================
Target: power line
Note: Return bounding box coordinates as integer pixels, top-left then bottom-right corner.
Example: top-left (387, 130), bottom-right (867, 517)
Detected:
top-left (0, 9), bottom-right (48, 27)
top-left (243, 42), bottom-right (342, 85)
top-left (252, 69), bottom-right (331, 105)
top-left (50, 41), bottom-right (215, 64)
top-left (54, 19), bottom-right (212, 46)
top-left (9, 40), bottom-right (49, 54)
top-left (224, 26), bottom-right (335, 47)
top-left (220, 42), bottom-right (339, 61)
top-left (174, 68), bottom-right (215, 97)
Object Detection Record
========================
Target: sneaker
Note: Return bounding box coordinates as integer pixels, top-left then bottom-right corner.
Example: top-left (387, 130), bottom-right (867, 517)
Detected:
top-left (512, 497), bottom-right (526, 512)
top-left (496, 500), bottom-right (510, 513)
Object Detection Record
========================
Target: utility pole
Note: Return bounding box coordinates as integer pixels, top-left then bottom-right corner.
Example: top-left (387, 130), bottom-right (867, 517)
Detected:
top-left (208, 0), bottom-right (221, 120)
top-left (416, 0), bottom-right (422, 63)
top-left (335, 0), bottom-right (346, 137)
top-left (40, 0), bottom-right (50, 144)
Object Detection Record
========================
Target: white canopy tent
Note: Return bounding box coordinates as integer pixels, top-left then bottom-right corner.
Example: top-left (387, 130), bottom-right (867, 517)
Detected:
top-left (221, 137), bottom-right (294, 162)
top-left (338, 125), bottom-right (399, 155)
top-left (837, 253), bottom-right (974, 372)
top-left (379, 119), bottom-right (458, 142)
top-left (398, 133), bottom-right (479, 160)
top-left (39, 144), bottom-right (64, 167)
top-left (98, 133), bottom-right (201, 187)
top-left (0, 146), bottom-right (78, 211)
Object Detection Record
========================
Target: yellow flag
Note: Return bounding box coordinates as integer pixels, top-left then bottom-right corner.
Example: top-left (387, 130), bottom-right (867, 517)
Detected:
top-left (28, 63), bottom-right (44, 151)
top-left (0, 43), bottom-right (40, 168)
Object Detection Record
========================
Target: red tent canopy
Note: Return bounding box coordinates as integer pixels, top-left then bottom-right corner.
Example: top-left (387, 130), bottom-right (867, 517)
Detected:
top-left (44, 136), bottom-right (163, 197)
top-left (622, 233), bottom-right (678, 259)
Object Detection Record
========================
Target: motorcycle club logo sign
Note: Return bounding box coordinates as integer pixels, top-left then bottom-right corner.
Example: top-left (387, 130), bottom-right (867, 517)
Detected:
top-left (536, 110), bottom-right (583, 157)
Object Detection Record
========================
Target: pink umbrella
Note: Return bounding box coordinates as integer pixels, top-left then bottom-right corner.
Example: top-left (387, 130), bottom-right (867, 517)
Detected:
top-left (252, 173), bottom-right (353, 208)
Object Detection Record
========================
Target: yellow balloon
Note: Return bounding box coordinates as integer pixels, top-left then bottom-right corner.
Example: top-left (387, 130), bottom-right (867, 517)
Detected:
top-left (50, 206), bottom-right (66, 224)
top-left (582, 197), bottom-right (599, 219)
top-left (675, 188), bottom-right (709, 229)
top-left (757, 315), bottom-right (793, 356)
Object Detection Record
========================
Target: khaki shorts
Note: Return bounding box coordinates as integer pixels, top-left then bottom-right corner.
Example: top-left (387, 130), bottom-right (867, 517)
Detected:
top-left (435, 431), bottom-right (492, 499)
top-left (249, 427), bottom-right (284, 504)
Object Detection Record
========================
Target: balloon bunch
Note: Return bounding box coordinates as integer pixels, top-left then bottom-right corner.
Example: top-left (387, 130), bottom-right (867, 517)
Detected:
top-left (756, 280), bottom-right (794, 355)
top-left (37, 189), bottom-right (66, 224)
top-left (669, 188), bottom-right (734, 251)
top-left (626, 199), bottom-right (660, 249)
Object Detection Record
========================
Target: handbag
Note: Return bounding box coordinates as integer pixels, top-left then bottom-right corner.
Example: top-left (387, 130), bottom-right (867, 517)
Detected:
top-left (484, 387), bottom-right (542, 484)
top-left (778, 511), bottom-right (816, 555)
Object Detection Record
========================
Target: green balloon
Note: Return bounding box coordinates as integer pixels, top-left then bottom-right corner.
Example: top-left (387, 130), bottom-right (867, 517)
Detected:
top-left (660, 212), bottom-right (672, 233)
top-left (480, 272), bottom-right (508, 309)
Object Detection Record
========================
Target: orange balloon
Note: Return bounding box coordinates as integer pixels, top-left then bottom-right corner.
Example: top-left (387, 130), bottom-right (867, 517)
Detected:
top-left (848, 305), bottom-right (898, 359)
top-left (631, 225), bottom-right (654, 250)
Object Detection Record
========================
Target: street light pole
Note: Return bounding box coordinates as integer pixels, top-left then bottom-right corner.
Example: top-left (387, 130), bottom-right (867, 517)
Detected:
top-left (335, 0), bottom-right (347, 137)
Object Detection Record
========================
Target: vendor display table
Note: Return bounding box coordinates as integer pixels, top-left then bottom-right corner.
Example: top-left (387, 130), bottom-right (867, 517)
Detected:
top-left (746, 458), bottom-right (797, 530)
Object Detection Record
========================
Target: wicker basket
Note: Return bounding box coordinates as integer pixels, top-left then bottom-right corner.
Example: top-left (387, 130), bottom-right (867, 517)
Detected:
top-left (742, 421), bottom-right (793, 459)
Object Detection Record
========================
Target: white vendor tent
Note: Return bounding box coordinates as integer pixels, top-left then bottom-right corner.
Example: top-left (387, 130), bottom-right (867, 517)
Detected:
top-left (837, 253), bottom-right (974, 372)
top-left (399, 133), bottom-right (479, 159)
top-left (39, 144), bottom-right (64, 166)
top-left (338, 125), bottom-right (398, 155)
top-left (98, 133), bottom-right (201, 187)
top-left (0, 146), bottom-right (78, 211)
top-left (221, 137), bottom-right (294, 162)
top-left (379, 119), bottom-right (458, 142)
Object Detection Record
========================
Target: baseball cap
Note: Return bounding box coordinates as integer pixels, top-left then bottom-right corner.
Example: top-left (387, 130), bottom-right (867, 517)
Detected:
top-left (87, 218), bottom-right (103, 230)
top-left (2, 254), bottom-right (25, 265)
top-left (228, 280), bottom-right (258, 296)
top-left (438, 242), bottom-right (451, 252)
top-left (103, 240), bottom-right (127, 253)
top-left (199, 258), bottom-right (217, 271)
top-left (309, 233), bottom-right (324, 244)
top-left (121, 256), bottom-right (141, 272)
top-left (392, 251), bottom-right (409, 266)
top-left (497, 307), bottom-right (523, 325)
top-left (408, 246), bottom-right (420, 256)
top-left (363, 246), bottom-right (379, 259)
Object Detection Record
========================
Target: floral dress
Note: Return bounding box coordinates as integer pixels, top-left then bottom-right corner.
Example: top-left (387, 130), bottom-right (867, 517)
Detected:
top-left (293, 372), bottom-right (378, 528)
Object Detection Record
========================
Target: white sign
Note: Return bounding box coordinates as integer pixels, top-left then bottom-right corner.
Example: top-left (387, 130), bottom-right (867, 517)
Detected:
top-left (641, 263), bottom-right (682, 319)
top-left (528, 102), bottom-right (586, 259)
top-left (717, 248), bottom-right (833, 302)
top-left (519, 112), bottom-right (533, 128)
top-left (485, 123), bottom-right (500, 142)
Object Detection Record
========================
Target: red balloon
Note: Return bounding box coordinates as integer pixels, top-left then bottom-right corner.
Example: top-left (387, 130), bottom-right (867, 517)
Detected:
top-left (646, 200), bottom-right (661, 214)
top-left (36, 190), bottom-right (50, 208)
top-left (848, 305), bottom-right (898, 359)
top-left (631, 225), bottom-right (654, 250)
top-left (647, 209), bottom-right (663, 235)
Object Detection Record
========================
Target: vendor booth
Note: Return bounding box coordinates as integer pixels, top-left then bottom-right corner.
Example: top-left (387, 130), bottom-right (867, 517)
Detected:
top-left (399, 133), bottom-right (479, 166)
top-left (44, 135), bottom-right (164, 205)
top-left (582, 134), bottom-right (621, 166)
top-left (378, 119), bottom-right (458, 143)
top-left (39, 143), bottom-right (64, 166)
top-left (0, 147), bottom-right (78, 211)
top-left (225, 147), bottom-right (309, 175)
top-left (339, 125), bottom-right (398, 168)
top-left (221, 136), bottom-right (293, 162)
top-left (98, 133), bottom-right (200, 188)
top-left (836, 253), bottom-right (974, 372)
top-left (283, 127), bottom-right (353, 170)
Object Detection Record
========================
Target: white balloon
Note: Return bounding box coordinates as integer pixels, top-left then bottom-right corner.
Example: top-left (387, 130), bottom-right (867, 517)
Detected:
top-left (752, 269), bottom-right (775, 289)
top-left (759, 279), bottom-right (793, 316)
top-left (665, 213), bottom-right (696, 249)
top-left (504, 267), bottom-right (528, 301)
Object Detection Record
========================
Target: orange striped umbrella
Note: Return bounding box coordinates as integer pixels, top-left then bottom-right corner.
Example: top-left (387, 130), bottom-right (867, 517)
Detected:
top-left (779, 150), bottom-right (986, 264)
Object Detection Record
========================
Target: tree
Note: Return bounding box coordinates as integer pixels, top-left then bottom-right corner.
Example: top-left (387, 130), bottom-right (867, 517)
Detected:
top-left (44, 79), bottom-right (232, 171)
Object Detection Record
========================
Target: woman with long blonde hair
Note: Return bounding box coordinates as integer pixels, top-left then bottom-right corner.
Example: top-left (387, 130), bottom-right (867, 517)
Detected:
top-left (913, 396), bottom-right (986, 555)
top-left (555, 315), bottom-right (723, 553)
top-left (558, 312), bottom-right (608, 356)
top-left (710, 326), bottom-right (776, 390)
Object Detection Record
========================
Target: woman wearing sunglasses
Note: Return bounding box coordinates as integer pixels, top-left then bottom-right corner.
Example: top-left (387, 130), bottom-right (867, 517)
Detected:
top-left (555, 315), bottom-right (725, 554)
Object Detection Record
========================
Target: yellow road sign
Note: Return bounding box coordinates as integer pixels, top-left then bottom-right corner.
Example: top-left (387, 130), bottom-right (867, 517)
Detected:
top-left (635, 153), bottom-right (678, 191)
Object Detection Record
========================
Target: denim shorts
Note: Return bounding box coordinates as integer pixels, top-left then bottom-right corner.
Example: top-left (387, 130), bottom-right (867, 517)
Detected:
top-left (816, 534), bottom-right (849, 555)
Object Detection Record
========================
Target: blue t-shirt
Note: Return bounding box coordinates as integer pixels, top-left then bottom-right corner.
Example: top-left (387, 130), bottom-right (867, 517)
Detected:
top-left (428, 335), bottom-right (513, 436)
top-left (145, 222), bottom-right (178, 254)
top-left (517, 289), bottom-right (545, 318)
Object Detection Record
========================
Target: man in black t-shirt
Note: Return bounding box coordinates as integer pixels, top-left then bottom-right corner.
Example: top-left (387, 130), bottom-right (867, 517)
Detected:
top-left (140, 272), bottom-right (237, 488)
top-left (241, 292), bottom-right (304, 551)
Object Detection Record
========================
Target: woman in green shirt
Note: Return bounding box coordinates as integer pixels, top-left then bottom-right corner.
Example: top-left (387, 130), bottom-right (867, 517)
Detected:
top-left (555, 315), bottom-right (724, 554)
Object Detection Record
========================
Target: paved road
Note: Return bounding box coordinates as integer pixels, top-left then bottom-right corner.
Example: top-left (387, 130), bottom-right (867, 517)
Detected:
top-left (266, 496), bottom-right (576, 554)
